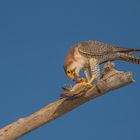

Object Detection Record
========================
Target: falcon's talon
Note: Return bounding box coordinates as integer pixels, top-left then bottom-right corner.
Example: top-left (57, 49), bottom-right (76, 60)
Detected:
top-left (78, 80), bottom-right (93, 87)
top-left (79, 81), bottom-right (87, 85)
top-left (87, 75), bottom-right (96, 85)
top-left (76, 78), bottom-right (86, 84)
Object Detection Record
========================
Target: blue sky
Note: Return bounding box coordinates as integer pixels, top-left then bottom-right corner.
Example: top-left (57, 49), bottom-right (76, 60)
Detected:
top-left (0, 0), bottom-right (140, 139)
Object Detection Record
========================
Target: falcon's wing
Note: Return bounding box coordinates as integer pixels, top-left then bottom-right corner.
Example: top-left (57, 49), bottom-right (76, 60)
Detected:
top-left (78, 40), bottom-right (117, 56)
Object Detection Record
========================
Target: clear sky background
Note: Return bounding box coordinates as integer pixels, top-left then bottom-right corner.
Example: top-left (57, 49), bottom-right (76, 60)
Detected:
top-left (0, 0), bottom-right (140, 140)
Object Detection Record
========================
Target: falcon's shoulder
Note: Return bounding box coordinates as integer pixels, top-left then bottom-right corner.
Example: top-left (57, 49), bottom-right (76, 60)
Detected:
top-left (77, 40), bottom-right (116, 56)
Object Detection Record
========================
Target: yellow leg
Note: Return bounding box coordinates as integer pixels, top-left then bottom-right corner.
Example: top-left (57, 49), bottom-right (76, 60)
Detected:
top-left (77, 76), bottom-right (95, 88)
top-left (88, 75), bottom-right (96, 84)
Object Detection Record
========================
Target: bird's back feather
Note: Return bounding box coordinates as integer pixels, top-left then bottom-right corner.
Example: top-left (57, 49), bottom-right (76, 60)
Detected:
top-left (78, 40), bottom-right (115, 56)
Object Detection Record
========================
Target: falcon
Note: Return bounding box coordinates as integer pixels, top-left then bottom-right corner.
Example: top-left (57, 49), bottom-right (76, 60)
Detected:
top-left (64, 40), bottom-right (140, 85)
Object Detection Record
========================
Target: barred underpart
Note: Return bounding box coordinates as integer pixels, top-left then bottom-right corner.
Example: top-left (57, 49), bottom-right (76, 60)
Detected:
top-left (89, 58), bottom-right (100, 80)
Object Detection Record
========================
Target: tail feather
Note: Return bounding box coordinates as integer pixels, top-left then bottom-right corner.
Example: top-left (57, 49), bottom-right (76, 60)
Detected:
top-left (119, 53), bottom-right (140, 64)
top-left (115, 47), bottom-right (140, 55)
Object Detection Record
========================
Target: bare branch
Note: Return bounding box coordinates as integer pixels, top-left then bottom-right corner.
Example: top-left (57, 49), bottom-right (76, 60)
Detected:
top-left (0, 62), bottom-right (134, 140)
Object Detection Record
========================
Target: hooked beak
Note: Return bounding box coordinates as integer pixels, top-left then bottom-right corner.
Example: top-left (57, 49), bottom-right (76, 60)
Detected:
top-left (68, 73), bottom-right (75, 80)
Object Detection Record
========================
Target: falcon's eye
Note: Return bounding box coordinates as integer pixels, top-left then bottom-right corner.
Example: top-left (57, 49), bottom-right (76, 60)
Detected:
top-left (67, 70), bottom-right (71, 74)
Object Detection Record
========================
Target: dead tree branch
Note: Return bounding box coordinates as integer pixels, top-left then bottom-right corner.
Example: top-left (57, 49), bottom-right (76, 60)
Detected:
top-left (0, 62), bottom-right (134, 140)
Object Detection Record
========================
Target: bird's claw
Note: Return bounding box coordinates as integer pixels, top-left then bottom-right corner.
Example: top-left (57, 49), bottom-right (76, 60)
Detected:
top-left (76, 78), bottom-right (86, 84)
top-left (76, 78), bottom-right (93, 88)
top-left (87, 75), bottom-right (96, 87)
top-left (81, 75), bottom-right (96, 87)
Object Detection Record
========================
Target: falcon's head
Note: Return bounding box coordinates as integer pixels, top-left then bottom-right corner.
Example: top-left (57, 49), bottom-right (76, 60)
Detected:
top-left (64, 45), bottom-right (87, 82)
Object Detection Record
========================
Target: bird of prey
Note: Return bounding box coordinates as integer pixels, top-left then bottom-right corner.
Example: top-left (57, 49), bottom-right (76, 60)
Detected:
top-left (64, 40), bottom-right (140, 85)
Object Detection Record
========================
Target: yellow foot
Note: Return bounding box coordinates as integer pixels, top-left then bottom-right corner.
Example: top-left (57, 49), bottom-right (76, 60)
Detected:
top-left (76, 78), bottom-right (86, 84)
top-left (88, 75), bottom-right (96, 84)
top-left (76, 76), bottom-right (96, 88)
top-left (84, 75), bottom-right (96, 87)
top-left (77, 78), bottom-right (93, 88)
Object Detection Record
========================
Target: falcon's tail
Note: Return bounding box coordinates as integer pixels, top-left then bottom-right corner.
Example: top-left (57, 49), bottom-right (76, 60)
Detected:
top-left (115, 47), bottom-right (140, 55)
top-left (119, 53), bottom-right (140, 64)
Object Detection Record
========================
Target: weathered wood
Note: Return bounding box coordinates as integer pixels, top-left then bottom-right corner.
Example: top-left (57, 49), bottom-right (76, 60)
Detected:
top-left (0, 62), bottom-right (134, 140)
